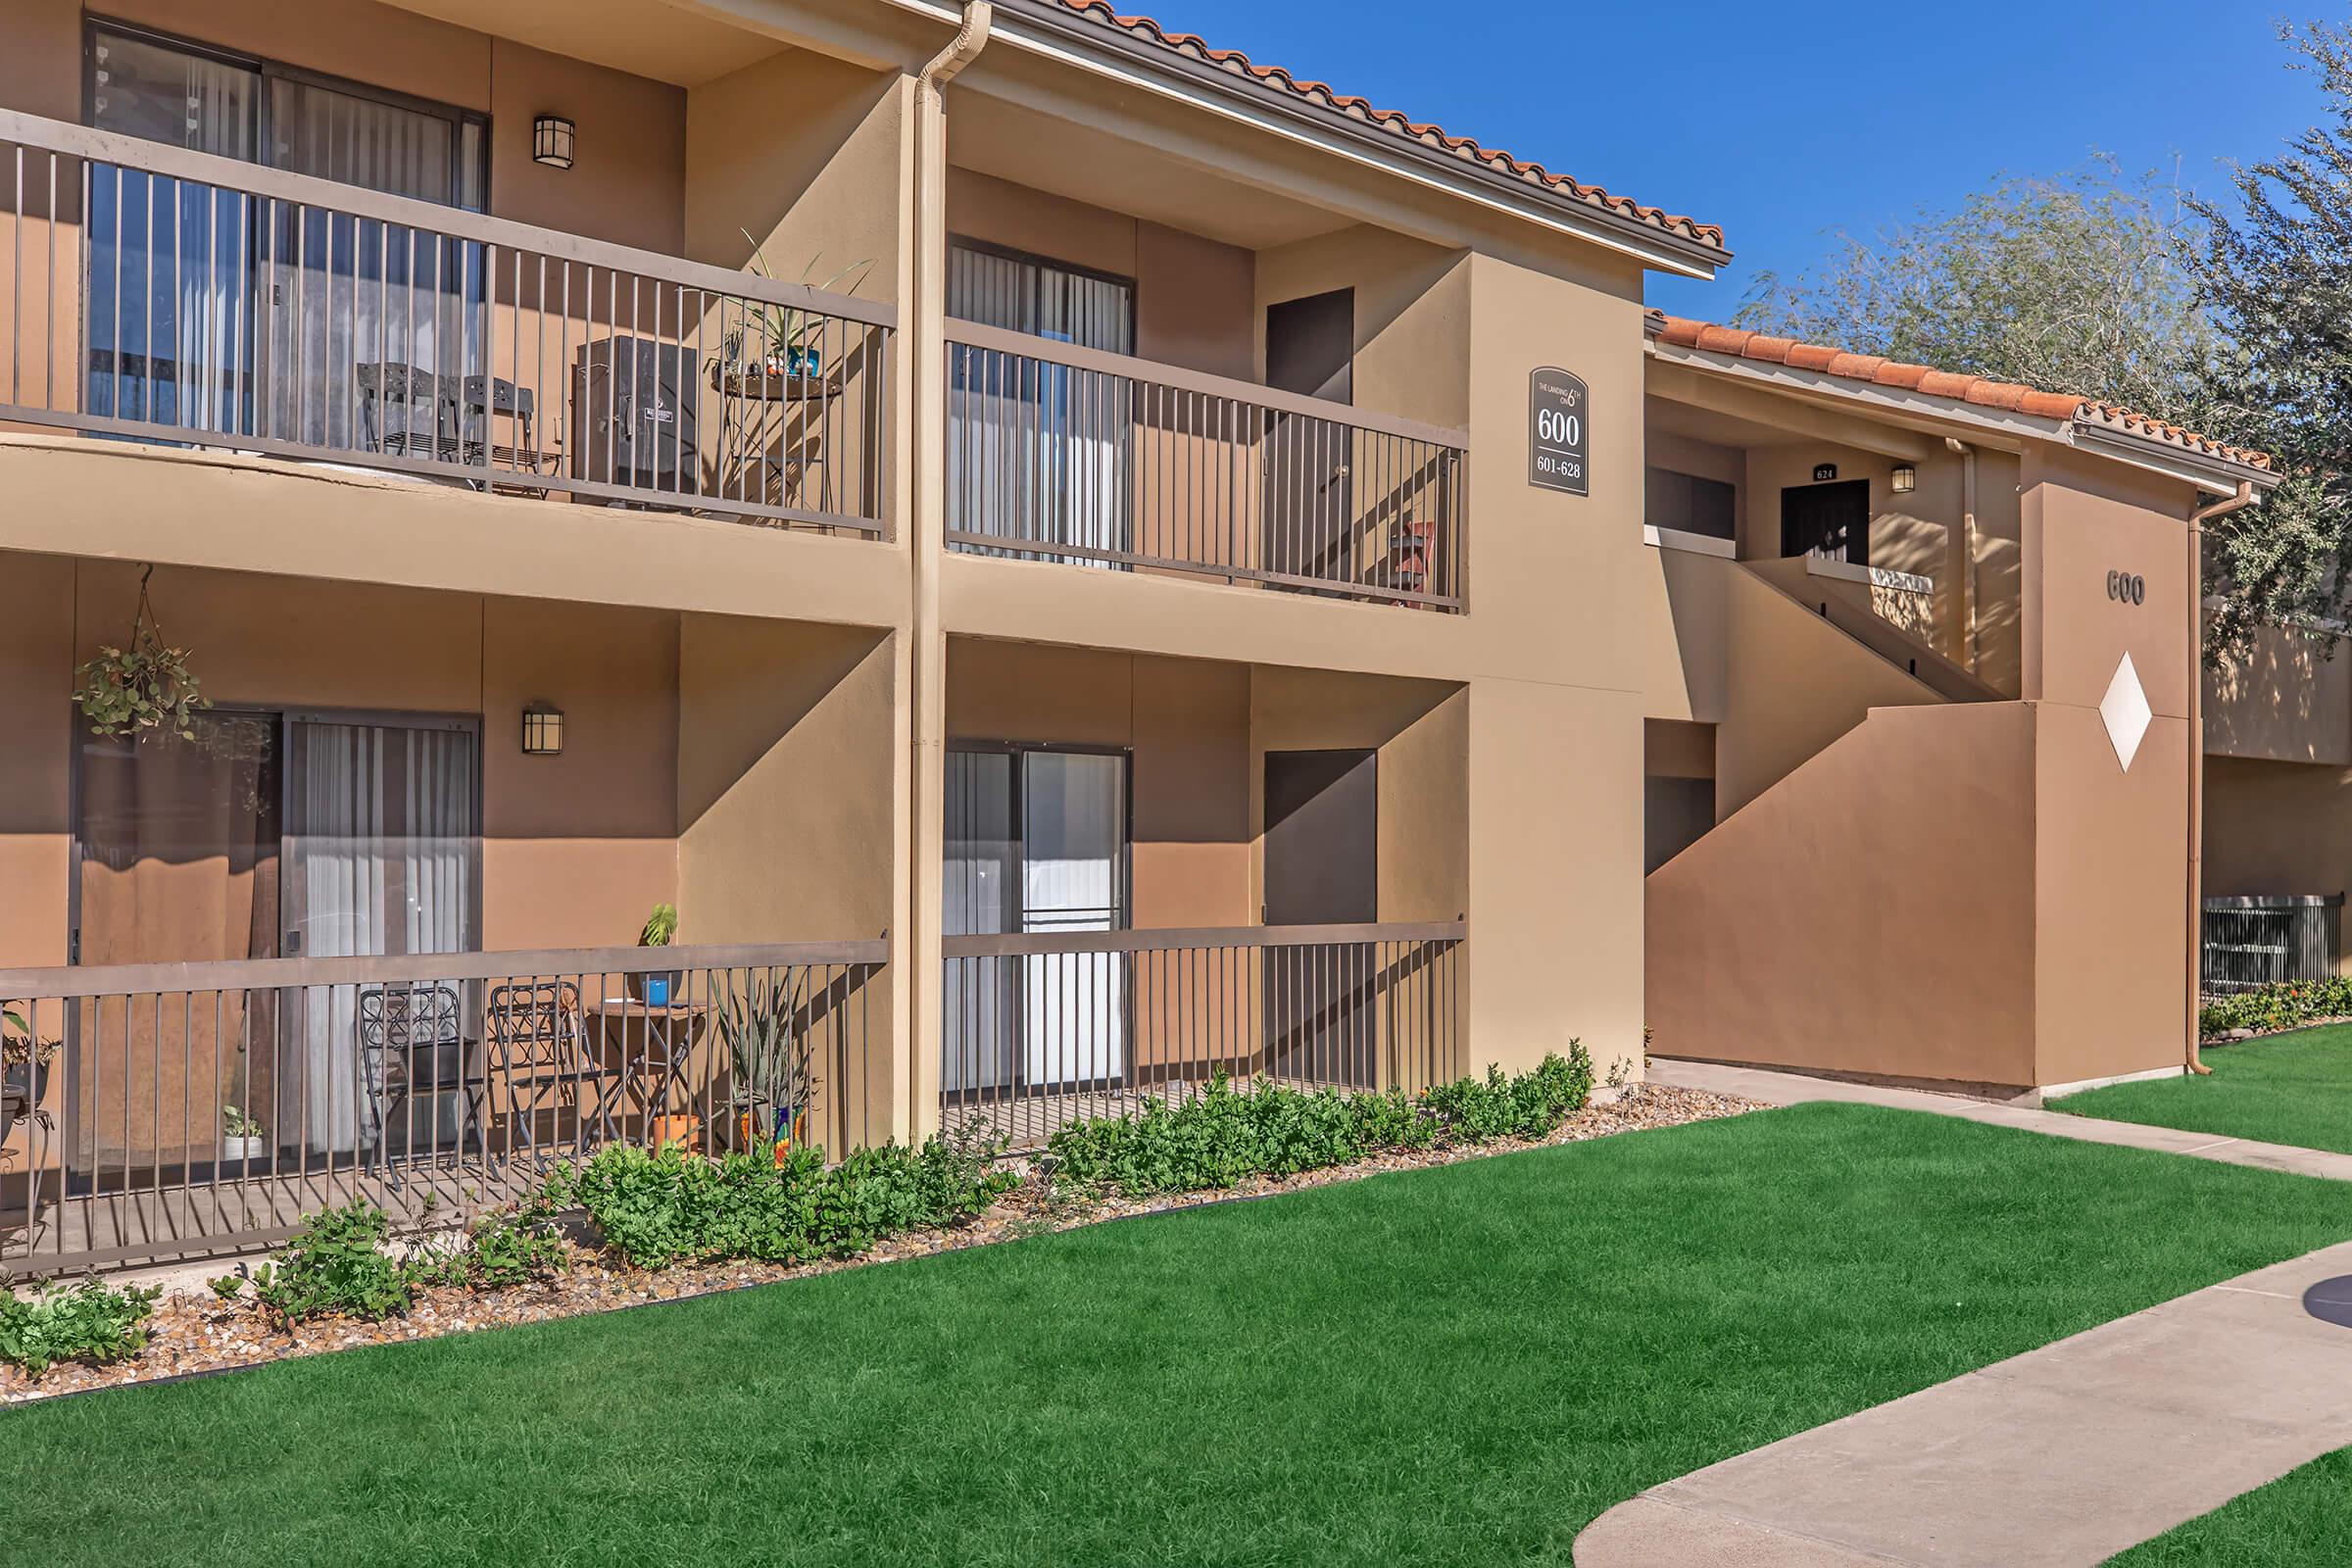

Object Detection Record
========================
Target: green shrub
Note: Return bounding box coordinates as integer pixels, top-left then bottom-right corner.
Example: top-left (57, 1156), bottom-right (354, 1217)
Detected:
top-left (450, 1196), bottom-right (569, 1290)
top-left (2200, 977), bottom-right (2352, 1039)
top-left (0, 1281), bottom-right (160, 1375)
top-left (1048, 1045), bottom-right (1597, 1196)
top-left (1422, 1048), bottom-right (1595, 1144)
top-left (563, 1129), bottom-right (1015, 1271)
top-left (253, 1200), bottom-right (416, 1324)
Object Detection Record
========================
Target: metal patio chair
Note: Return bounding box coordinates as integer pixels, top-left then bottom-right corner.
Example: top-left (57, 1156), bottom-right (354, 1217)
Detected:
top-left (484, 979), bottom-right (605, 1164)
top-left (357, 981), bottom-right (477, 1183)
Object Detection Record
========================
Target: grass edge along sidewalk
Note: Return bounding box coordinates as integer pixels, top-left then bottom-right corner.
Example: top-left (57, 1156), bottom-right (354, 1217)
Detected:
top-left (2106, 1446), bottom-right (2352, 1565)
top-left (2053, 1023), bottom-right (2352, 1157)
top-left (7, 1102), bottom-right (2352, 1566)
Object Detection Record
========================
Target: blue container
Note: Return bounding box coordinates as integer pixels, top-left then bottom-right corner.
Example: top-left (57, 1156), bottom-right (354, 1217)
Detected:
top-left (644, 974), bottom-right (671, 1008)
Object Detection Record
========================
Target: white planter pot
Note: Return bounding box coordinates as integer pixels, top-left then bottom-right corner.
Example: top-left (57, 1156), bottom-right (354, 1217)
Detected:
top-left (220, 1135), bottom-right (268, 1163)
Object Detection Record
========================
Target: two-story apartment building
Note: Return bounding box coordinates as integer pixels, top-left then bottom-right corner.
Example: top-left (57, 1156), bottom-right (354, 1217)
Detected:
top-left (0, 0), bottom-right (2284, 1279)
top-left (0, 0), bottom-right (1740, 1275)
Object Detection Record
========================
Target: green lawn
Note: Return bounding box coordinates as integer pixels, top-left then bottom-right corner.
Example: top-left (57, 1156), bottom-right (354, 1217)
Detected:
top-left (8, 1103), bottom-right (2352, 1566)
top-left (2053, 1024), bottom-right (2352, 1154)
top-left (2108, 1447), bottom-right (2352, 1565)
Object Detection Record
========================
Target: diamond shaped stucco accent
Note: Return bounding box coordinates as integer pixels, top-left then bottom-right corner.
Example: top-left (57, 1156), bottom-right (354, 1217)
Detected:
top-left (2100, 652), bottom-right (2152, 771)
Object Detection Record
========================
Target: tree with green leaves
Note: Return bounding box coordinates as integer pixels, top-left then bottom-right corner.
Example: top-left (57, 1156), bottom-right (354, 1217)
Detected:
top-left (2183, 21), bottom-right (2352, 658)
top-left (1734, 23), bottom-right (2352, 660)
top-left (1735, 159), bottom-right (2223, 427)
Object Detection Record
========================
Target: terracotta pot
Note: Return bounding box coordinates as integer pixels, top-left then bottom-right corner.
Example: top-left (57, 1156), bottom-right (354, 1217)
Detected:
top-left (648, 1113), bottom-right (702, 1152)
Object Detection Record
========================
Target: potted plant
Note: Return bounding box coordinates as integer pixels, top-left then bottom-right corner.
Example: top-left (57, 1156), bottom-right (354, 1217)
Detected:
top-left (629, 903), bottom-right (680, 1007)
top-left (74, 564), bottom-right (208, 742)
top-left (716, 968), bottom-right (814, 1158)
top-left (1, 1009), bottom-right (58, 1130)
top-left (717, 235), bottom-right (872, 389)
top-left (220, 1104), bottom-right (268, 1165)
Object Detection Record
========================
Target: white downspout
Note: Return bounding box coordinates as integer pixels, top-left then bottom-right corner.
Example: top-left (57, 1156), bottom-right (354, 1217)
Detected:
top-left (2184, 479), bottom-right (2259, 1076)
top-left (907, 4), bottom-right (991, 1136)
top-left (1944, 437), bottom-right (1978, 672)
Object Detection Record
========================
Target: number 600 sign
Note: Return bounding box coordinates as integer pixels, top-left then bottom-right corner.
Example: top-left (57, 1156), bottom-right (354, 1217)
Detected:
top-left (1529, 367), bottom-right (1590, 497)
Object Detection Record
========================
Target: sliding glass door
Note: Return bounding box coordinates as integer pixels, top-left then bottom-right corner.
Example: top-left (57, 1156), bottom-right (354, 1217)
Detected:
top-left (947, 241), bottom-right (1135, 564)
top-left (72, 710), bottom-right (479, 1178)
top-left (84, 24), bottom-right (487, 453)
top-left (282, 717), bottom-right (479, 1156)
top-left (942, 747), bottom-right (1129, 1095)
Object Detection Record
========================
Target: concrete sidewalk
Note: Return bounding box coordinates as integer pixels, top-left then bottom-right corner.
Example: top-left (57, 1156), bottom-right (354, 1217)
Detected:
top-left (1653, 1057), bottom-right (2352, 1184)
top-left (1574, 1060), bottom-right (2352, 1565)
top-left (1576, 1241), bottom-right (2352, 1566)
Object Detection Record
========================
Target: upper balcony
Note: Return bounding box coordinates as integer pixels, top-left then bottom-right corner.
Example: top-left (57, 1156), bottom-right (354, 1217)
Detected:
top-left (0, 12), bottom-right (895, 544)
top-left (934, 75), bottom-right (1477, 615)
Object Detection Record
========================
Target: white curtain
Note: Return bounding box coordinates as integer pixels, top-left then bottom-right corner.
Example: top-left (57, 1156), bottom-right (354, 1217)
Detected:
top-left (88, 30), bottom-right (259, 434)
top-left (286, 721), bottom-right (475, 1155)
top-left (265, 78), bottom-right (484, 453)
top-left (947, 245), bottom-right (1132, 564)
top-left (1021, 754), bottom-right (1124, 1087)
top-left (941, 751), bottom-right (1015, 1095)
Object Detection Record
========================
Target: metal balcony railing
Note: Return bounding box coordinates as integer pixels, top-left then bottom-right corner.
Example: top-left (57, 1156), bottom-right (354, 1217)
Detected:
top-left (940, 921), bottom-right (1467, 1150)
top-left (946, 321), bottom-right (1467, 611)
top-left (0, 941), bottom-right (888, 1279)
top-left (0, 107), bottom-right (894, 535)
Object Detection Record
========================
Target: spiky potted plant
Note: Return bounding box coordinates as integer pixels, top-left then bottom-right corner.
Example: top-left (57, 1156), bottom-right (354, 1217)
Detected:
top-left (716, 967), bottom-right (814, 1159)
top-left (715, 236), bottom-right (871, 396)
top-left (628, 903), bottom-right (680, 1007)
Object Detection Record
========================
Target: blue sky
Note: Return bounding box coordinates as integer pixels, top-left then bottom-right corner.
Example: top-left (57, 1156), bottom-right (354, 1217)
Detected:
top-left (1132, 1), bottom-right (2328, 319)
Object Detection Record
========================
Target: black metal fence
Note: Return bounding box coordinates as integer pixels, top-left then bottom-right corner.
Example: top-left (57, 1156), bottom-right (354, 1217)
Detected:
top-left (0, 941), bottom-right (887, 1279)
top-left (2201, 895), bottom-right (2342, 997)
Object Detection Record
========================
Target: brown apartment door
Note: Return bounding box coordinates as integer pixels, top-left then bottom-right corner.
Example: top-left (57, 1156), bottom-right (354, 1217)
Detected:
top-left (1262, 289), bottom-right (1355, 589)
top-left (1782, 478), bottom-right (1871, 565)
top-left (1262, 749), bottom-right (1377, 1087)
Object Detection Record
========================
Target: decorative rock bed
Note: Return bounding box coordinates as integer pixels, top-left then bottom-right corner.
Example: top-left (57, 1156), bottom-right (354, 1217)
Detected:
top-left (0, 1081), bottom-right (1759, 1402)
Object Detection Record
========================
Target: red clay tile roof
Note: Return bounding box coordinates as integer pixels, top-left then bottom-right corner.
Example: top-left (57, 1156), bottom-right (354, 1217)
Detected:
top-left (1647, 313), bottom-right (2273, 474)
top-left (1049, 1), bottom-right (1727, 257)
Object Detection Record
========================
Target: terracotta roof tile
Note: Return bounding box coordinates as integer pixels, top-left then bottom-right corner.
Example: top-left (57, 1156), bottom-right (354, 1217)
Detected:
top-left (1646, 312), bottom-right (2272, 473)
top-left (1049, 2), bottom-right (1727, 255)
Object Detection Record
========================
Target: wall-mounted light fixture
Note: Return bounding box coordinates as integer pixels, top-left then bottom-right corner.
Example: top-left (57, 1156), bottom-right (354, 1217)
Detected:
top-left (521, 705), bottom-right (565, 756)
top-left (1890, 464), bottom-right (1918, 495)
top-left (532, 116), bottom-right (575, 170)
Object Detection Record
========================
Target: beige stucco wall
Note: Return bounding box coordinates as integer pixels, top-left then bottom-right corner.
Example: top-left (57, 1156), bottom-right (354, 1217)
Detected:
top-left (1715, 558), bottom-right (1941, 815)
top-left (941, 640), bottom-right (1465, 934)
top-left (13, 0), bottom-right (687, 254)
top-left (2205, 756), bottom-right (2352, 970)
top-left (688, 48), bottom-right (904, 305)
top-left (0, 558), bottom-right (693, 969)
top-left (2206, 624), bottom-right (2352, 764)
top-left (1649, 701), bottom-right (2040, 1088)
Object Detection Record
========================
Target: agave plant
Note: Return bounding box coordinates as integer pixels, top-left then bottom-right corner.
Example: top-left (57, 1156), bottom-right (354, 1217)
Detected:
top-left (716, 967), bottom-right (815, 1150)
top-left (732, 232), bottom-right (872, 378)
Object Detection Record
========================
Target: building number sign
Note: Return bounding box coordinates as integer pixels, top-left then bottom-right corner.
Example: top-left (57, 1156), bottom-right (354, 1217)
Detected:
top-left (2106, 569), bottom-right (2146, 606)
top-left (1529, 367), bottom-right (1590, 497)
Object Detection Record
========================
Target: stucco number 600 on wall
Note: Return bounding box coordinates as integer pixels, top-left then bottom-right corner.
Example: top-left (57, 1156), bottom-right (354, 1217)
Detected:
top-left (2105, 570), bottom-right (2146, 606)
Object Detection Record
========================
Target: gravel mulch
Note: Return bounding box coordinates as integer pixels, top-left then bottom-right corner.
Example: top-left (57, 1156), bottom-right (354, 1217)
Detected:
top-left (0, 1082), bottom-right (1758, 1404)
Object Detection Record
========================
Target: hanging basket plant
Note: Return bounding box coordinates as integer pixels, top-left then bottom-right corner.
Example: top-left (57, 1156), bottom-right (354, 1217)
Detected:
top-left (73, 564), bottom-right (209, 741)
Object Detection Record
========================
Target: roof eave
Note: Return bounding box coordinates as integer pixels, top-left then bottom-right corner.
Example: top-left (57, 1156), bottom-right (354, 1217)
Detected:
top-left (1647, 338), bottom-right (2278, 496)
top-left (982, 0), bottom-right (1729, 277)
top-left (2066, 420), bottom-right (2279, 497)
